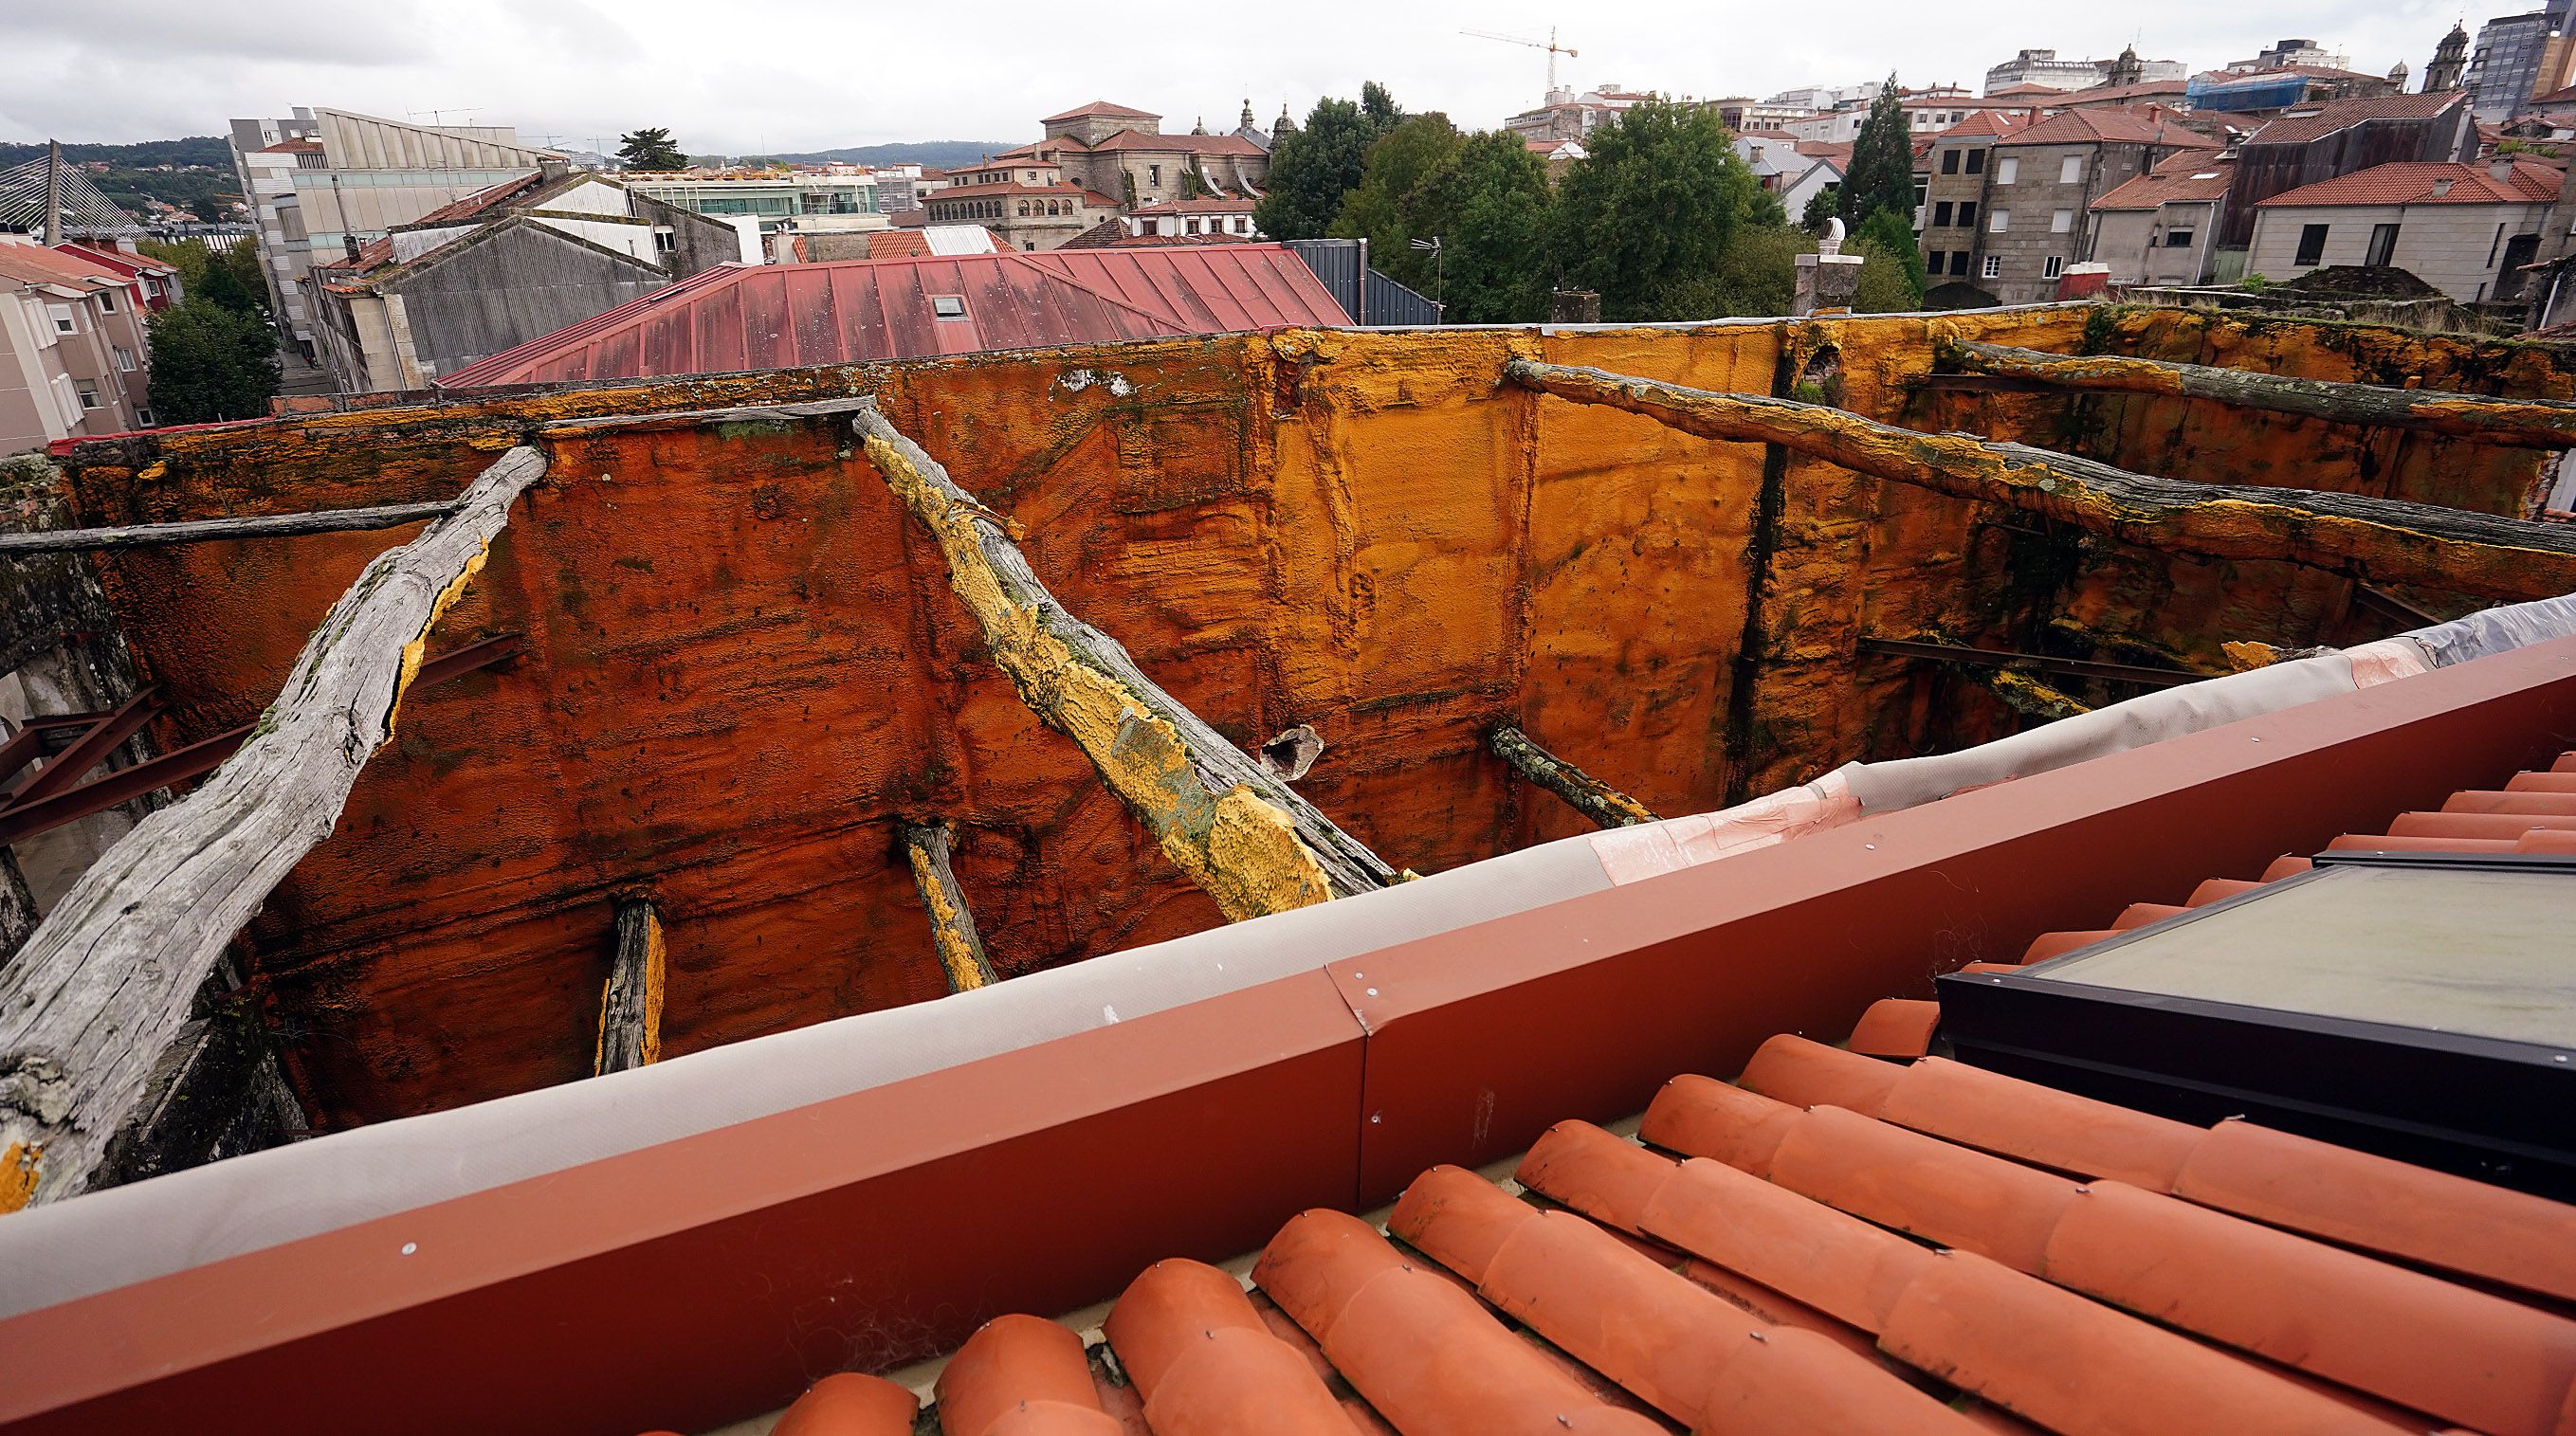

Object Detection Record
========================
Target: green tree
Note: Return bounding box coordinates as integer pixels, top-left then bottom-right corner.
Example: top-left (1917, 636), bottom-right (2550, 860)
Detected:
top-left (1800, 184), bottom-right (1840, 231)
top-left (138, 238), bottom-right (269, 318)
top-left (615, 128), bottom-right (688, 170)
top-left (1410, 132), bottom-right (1558, 322)
top-left (1544, 97), bottom-right (1767, 320)
top-left (1839, 77), bottom-right (1918, 227)
top-left (146, 300), bottom-right (280, 424)
top-left (1329, 114), bottom-right (1463, 287)
top-left (1255, 85), bottom-right (1405, 240)
top-left (1655, 224), bottom-right (1921, 318)
top-left (1853, 208), bottom-right (1926, 303)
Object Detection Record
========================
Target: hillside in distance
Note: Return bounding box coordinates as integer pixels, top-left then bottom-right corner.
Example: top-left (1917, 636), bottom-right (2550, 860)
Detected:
top-left (759, 140), bottom-right (1017, 169)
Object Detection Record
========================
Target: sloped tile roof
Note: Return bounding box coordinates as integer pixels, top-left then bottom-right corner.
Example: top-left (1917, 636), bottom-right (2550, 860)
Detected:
top-left (2258, 159), bottom-right (2562, 208)
top-left (0, 243), bottom-right (124, 289)
top-left (728, 738), bottom-right (2576, 1434)
top-left (2092, 157), bottom-right (2236, 209)
top-left (1939, 109), bottom-right (2029, 140)
top-left (1999, 105), bottom-right (2220, 148)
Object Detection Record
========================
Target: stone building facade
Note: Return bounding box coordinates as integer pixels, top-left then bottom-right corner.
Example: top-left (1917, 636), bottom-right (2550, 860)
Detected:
top-left (991, 101), bottom-right (1273, 214)
top-left (1920, 107), bottom-right (2219, 304)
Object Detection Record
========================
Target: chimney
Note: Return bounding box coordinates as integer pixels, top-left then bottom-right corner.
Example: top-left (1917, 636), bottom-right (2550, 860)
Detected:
top-left (539, 155), bottom-right (571, 181)
top-left (2491, 156), bottom-right (2517, 181)
top-left (2432, 177), bottom-right (2456, 197)
top-left (344, 233), bottom-right (363, 264)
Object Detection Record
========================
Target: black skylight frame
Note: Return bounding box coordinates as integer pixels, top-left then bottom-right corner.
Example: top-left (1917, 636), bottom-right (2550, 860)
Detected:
top-left (1935, 848), bottom-right (2576, 1201)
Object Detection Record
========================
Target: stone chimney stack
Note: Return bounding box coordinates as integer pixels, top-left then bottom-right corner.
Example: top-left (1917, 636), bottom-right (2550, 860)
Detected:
top-left (1795, 218), bottom-right (1866, 315)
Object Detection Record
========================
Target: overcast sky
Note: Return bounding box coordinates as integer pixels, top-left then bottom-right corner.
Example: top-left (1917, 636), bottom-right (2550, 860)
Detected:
top-left (4, 0), bottom-right (2464, 155)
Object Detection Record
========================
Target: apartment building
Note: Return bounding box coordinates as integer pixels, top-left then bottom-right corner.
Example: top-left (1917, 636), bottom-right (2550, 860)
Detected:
top-left (990, 102), bottom-right (1274, 213)
top-left (2088, 155), bottom-right (2237, 285)
top-left (1920, 106), bottom-right (2219, 304)
top-left (2248, 158), bottom-right (2561, 300)
top-left (302, 172), bottom-right (742, 391)
top-left (227, 108), bottom-right (556, 364)
top-left (0, 239), bottom-right (156, 453)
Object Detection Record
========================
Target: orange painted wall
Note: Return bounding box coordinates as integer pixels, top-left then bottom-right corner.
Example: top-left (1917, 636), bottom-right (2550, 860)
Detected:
top-left (47, 308), bottom-right (2561, 1126)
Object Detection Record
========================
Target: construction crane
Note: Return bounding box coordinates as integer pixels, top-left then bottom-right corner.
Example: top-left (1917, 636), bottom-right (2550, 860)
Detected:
top-left (1461, 27), bottom-right (1579, 90)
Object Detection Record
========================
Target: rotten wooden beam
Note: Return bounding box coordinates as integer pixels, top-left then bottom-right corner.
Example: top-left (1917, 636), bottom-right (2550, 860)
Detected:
top-left (1858, 636), bottom-right (2197, 687)
top-left (1489, 725), bottom-right (1657, 828)
top-left (1937, 335), bottom-right (2576, 449)
top-left (902, 820), bottom-right (996, 993)
top-left (594, 897), bottom-right (667, 1075)
top-left (1503, 358), bottom-right (2576, 603)
top-left (1973, 668), bottom-right (2092, 721)
top-left (0, 500), bottom-right (466, 554)
top-left (853, 402), bottom-right (1397, 918)
top-left (0, 445), bottom-right (546, 1209)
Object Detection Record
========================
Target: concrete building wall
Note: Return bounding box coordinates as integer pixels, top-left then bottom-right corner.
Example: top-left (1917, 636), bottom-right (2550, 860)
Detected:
top-left (2091, 203), bottom-right (2221, 284)
top-left (2247, 200), bottom-right (2555, 299)
top-left (380, 224), bottom-right (671, 384)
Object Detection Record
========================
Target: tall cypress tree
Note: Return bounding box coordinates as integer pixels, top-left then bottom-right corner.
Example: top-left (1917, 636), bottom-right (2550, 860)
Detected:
top-left (1839, 76), bottom-right (1918, 228)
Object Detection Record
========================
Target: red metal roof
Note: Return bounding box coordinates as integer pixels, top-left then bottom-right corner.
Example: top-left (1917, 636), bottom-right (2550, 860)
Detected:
top-left (436, 245), bottom-right (1349, 388)
top-left (2258, 159), bottom-right (2562, 208)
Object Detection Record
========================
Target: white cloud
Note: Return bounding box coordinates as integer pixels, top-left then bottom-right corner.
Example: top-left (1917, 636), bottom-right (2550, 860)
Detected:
top-left (2, 0), bottom-right (2462, 155)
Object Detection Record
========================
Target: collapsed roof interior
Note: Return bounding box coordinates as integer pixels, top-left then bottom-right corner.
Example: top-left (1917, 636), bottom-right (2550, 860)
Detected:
top-left (1, 300), bottom-right (2574, 1435)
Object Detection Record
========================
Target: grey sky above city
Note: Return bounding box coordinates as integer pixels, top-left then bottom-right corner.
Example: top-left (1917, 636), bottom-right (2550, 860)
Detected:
top-left (5, 0), bottom-right (2464, 150)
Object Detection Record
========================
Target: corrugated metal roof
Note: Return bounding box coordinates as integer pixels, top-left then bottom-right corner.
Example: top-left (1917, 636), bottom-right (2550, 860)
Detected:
top-left (437, 245), bottom-right (1349, 388)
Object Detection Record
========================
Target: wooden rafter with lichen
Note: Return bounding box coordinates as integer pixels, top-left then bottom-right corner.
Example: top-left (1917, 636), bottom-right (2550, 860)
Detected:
top-left (1489, 726), bottom-right (1656, 828)
top-left (902, 820), bottom-right (996, 992)
top-left (1937, 334), bottom-right (2576, 448)
top-left (0, 445), bottom-right (546, 1210)
top-left (594, 897), bottom-right (667, 1074)
top-left (1503, 358), bottom-right (2576, 603)
top-left (852, 402), bottom-right (1396, 919)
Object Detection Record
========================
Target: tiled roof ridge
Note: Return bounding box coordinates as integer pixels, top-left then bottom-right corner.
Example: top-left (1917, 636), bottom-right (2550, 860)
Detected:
top-left (2258, 158), bottom-right (2564, 208)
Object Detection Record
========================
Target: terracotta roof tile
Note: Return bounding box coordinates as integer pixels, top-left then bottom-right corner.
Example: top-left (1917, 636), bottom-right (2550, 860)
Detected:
top-left (612, 737), bottom-right (2576, 1436)
top-left (936, 1315), bottom-right (1111, 1436)
top-left (1843, 997), bottom-right (1940, 1058)
top-left (770, 1372), bottom-right (920, 1435)
top-left (2092, 158), bottom-right (2235, 210)
top-left (2259, 159), bottom-right (2562, 208)
top-left (1998, 106), bottom-right (2220, 149)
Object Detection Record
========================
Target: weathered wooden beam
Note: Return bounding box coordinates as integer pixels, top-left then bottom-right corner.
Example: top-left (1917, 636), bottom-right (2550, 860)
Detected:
top-left (1974, 667), bottom-right (2093, 721)
top-left (901, 820), bottom-right (996, 993)
top-left (1938, 336), bottom-right (2576, 449)
top-left (1489, 725), bottom-right (1656, 828)
top-left (853, 402), bottom-right (1397, 918)
top-left (0, 500), bottom-right (465, 554)
top-left (1858, 636), bottom-right (2198, 687)
top-left (594, 897), bottom-right (667, 1074)
top-left (1503, 358), bottom-right (2576, 603)
top-left (0, 445), bottom-right (546, 1209)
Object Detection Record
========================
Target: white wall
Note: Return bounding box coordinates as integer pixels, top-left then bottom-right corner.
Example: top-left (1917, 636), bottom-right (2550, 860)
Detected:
top-left (2249, 200), bottom-right (2552, 300)
top-left (531, 216), bottom-right (659, 263)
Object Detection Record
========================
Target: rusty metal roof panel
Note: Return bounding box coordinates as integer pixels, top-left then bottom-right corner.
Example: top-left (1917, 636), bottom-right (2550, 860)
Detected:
top-left (439, 246), bottom-right (1342, 390)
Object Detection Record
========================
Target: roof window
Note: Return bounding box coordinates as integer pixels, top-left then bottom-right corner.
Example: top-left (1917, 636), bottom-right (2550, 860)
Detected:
top-left (931, 295), bottom-right (967, 319)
